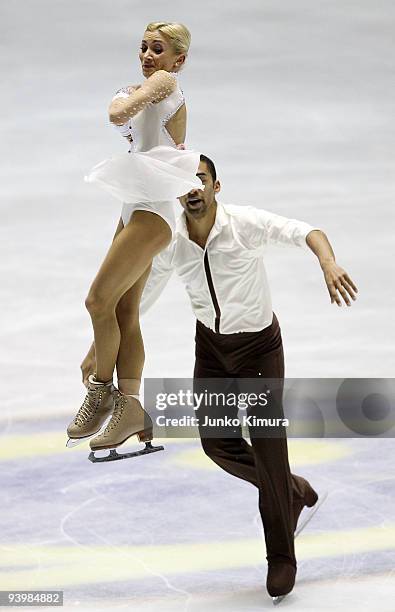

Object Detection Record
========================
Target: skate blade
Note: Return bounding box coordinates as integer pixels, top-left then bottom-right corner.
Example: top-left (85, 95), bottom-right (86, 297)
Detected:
top-left (272, 595), bottom-right (286, 605)
top-left (88, 441), bottom-right (164, 463)
top-left (66, 436), bottom-right (93, 448)
top-left (66, 417), bottom-right (112, 448)
top-left (295, 490), bottom-right (328, 538)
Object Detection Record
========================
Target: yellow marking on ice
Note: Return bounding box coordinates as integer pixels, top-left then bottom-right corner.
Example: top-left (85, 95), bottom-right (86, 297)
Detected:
top-left (288, 439), bottom-right (352, 465)
top-left (0, 432), bottom-right (192, 461)
top-left (0, 524), bottom-right (394, 589)
top-left (171, 439), bottom-right (352, 470)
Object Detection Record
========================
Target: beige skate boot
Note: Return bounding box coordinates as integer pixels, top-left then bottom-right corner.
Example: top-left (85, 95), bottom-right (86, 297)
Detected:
top-left (66, 374), bottom-right (116, 447)
top-left (88, 391), bottom-right (164, 462)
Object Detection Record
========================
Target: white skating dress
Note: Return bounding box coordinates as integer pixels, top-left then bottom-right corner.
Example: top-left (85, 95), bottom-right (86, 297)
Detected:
top-left (84, 71), bottom-right (201, 235)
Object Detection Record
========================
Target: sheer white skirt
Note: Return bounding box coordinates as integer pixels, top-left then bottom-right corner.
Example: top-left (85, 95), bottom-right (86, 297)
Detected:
top-left (85, 145), bottom-right (201, 235)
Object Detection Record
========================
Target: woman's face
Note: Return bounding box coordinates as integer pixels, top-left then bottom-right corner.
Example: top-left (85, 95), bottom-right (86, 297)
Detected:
top-left (139, 30), bottom-right (185, 77)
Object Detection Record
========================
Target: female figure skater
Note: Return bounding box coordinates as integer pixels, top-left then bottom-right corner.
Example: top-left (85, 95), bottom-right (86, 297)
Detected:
top-left (66, 22), bottom-right (201, 460)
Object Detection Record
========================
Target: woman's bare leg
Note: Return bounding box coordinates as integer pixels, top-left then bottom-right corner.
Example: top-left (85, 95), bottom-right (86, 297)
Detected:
top-left (115, 263), bottom-right (152, 394)
top-left (85, 211), bottom-right (171, 382)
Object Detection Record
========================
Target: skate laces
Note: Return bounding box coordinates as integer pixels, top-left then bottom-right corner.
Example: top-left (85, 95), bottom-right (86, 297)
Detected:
top-left (75, 385), bottom-right (106, 425)
top-left (105, 392), bottom-right (127, 431)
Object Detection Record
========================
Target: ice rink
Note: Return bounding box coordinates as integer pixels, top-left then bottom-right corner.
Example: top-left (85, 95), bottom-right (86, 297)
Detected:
top-left (1, 0), bottom-right (395, 610)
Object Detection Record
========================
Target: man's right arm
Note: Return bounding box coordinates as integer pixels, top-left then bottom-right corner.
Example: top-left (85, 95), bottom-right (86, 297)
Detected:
top-left (139, 246), bottom-right (174, 315)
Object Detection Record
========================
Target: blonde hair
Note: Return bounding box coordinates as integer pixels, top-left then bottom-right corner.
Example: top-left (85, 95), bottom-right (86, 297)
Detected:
top-left (145, 22), bottom-right (191, 56)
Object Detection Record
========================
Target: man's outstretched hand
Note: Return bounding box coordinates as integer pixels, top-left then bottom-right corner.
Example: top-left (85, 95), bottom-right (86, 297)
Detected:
top-left (321, 261), bottom-right (358, 307)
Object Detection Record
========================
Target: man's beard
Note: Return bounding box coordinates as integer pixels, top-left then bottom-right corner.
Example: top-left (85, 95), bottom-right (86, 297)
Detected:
top-left (186, 199), bottom-right (207, 218)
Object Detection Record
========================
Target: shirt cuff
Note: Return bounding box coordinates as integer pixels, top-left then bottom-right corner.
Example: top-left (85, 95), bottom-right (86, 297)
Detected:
top-left (297, 224), bottom-right (321, 249)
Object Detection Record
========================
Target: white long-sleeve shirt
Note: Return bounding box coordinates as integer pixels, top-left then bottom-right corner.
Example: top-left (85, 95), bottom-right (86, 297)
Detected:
top-left (140, 201), bottom-right (320, 334)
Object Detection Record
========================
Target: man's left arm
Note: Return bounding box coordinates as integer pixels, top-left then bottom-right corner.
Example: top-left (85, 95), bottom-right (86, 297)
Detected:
top-left (249, 207), bottom-right (358, 307)
top-left (305, 229), bottom-right (358, 307)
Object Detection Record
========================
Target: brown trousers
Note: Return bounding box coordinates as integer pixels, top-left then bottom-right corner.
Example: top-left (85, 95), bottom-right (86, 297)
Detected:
top-left (193, 312), bottom-right (310, 568)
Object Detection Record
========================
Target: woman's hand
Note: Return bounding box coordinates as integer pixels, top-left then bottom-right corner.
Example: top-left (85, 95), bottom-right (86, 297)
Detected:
top-left (176, 143), bottom-right (185, 150)
top-left (321, 261), bottom-right (358, 307)
top-left (80, 343), bottom-right (96, 387)
top-left (126, 84), bottom-right (142, 94)
top-left (109, 85), bottom-right (144, 125)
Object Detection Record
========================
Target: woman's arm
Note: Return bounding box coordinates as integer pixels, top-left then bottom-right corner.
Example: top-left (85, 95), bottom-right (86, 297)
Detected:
top-left (109, 70), bottom-right (177, 126)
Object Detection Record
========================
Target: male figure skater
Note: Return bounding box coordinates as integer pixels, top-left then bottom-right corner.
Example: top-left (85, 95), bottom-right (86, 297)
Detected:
top-left (82, 153), bottom-right (357, 601)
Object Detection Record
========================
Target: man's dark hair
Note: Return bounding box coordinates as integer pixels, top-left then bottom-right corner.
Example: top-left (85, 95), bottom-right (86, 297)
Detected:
top-left (200, 154), bottom-right (217, 183)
